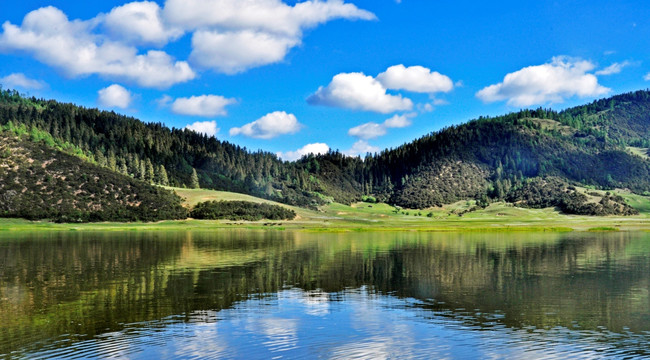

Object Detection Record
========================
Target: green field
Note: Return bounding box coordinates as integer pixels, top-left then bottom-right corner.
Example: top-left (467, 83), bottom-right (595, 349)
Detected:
top-left (1, 186), bottom-right (650, 232)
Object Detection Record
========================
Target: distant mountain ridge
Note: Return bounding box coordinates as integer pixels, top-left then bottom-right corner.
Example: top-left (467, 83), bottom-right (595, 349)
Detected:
top-left (1, 87), bottom-right (649, 220)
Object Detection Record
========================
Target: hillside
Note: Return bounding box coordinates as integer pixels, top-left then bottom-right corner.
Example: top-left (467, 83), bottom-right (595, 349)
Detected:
top-left (0, 89), bottom-right (330, 209)
top-left (0, 130), bottom-right (187, 222)
top-left (2, 88), bottom-right (650, 219)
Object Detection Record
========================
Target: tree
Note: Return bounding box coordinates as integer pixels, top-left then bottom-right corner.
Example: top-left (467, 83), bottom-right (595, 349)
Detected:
top-left (156, 164), bottom-right (169, 186)
top-left (145, 158), bottom-right (155, 183)
top-left (190, 168), bottom-right (200, 189)
top-left (107, 151), bottom-right (117, 171)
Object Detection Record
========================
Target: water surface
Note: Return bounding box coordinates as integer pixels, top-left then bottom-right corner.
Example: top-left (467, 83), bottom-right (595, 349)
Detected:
top-left (0, 230), bottom-right (649, 359)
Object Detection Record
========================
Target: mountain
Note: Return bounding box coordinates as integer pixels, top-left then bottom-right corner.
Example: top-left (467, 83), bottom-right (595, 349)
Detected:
top-left (1, 88), bottom-right (650, 220)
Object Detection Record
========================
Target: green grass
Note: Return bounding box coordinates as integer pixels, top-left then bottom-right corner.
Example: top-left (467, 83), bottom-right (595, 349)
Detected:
top-left (587, 227), bottom-right (619, 232)
top-left (617, 190), bottom-right (650, 214)
top-left (2, 187), bottom-right (650, 233)
top-left (626, 146), bottom-right (650, 160)
top-left (168, 187), bottom-right (318, 219)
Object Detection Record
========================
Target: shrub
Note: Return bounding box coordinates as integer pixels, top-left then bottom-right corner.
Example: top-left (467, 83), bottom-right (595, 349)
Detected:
top-left (191, 200), bottom-right (296, 221)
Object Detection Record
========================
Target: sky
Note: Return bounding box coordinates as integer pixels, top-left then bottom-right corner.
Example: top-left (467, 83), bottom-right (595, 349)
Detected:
top-left (1, 0), bottom-right (650, 160)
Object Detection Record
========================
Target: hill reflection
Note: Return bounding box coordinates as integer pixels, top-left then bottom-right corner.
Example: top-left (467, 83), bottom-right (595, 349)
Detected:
top-left (0, 230), bottom-right (648, 357)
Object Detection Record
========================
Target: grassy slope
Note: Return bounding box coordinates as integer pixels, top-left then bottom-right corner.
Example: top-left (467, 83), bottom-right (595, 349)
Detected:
top-left (2, 187), bottom-right (650, 232)
top-left (626, 146), bottom-right (650, 160)
top-left (170, 187), bottom-right (319, 219)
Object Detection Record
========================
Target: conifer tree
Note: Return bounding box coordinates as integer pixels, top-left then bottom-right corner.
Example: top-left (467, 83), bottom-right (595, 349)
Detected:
top-left (108, 151), bottom-right (117, 171)
top-left (190, 168), bottom-right (200, 189)
top-left (156, 164), bottom-right (169, 186)
top-left (145, 158), bottom-right (155, 183)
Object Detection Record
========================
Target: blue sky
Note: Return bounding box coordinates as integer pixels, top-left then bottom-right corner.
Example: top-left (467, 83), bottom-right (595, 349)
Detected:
top-left (1, 0), bottom-right (649, 159)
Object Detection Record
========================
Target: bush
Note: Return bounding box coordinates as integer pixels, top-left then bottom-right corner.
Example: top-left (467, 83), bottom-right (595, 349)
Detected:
top-left (191, 200), bottom-right (296, 221)
top-left (361, 195), bottom-right (377, 203)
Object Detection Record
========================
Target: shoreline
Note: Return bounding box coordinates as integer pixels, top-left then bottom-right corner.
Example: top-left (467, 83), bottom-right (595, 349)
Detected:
top-left (1, 216), bottom-right (648, 233)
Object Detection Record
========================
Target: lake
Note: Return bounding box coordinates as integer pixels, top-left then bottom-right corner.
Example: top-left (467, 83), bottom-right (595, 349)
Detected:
top-left (0, 230), bottom-right (649, 359)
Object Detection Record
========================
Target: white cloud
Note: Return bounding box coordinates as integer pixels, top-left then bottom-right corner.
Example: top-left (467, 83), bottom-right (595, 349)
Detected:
top-left (190, 30), bottom-right (299, 74)
top-left (376, 64), bottom-right (453, 93)
top-left (156, 94), bottom-right (173, 107)
top-left (432, 98), bottom-right (449, 105)
top-left (103, 1), bottom-right (183, 46)
top-left (348, 113), bottom-right (414, 140)
top-left (185, 120), bottom-right (219, 137)
top-left (97, 84), bottom-right (132, 109)
top-left (644, 73), bottom-right (650, 81)
top-left (277, 142), bottom-right (330, 161)
top-left (170, 95), bottom-right (237, 117)
top-left (0, 73), bottom-right (46, 89)
top-left (165, 0), bottom-right (374, 73)
top-left (595, 61), bottom-right (631, 76)
top-left (383, 113), bottom-right (413, 128)
top-left (308, 72), bottom-right (413, 113)
top-left (418, 103), bottom-right (434, 113)
top-left (0, 6), bottom-right (195, 88)
top-left (476, 56), bottom-right (610, 107)
top-left (416, 98), bottom-right (447, 113)
top-left (230, 111), bottom-right (302, 139)
top-left (348, 122), bottom-right (386, 140)
top-left (344, 140), bottom-right (380, 156)
top-left (1, 1), bottom-right (375, 84)
top-left (163, 0), bottom-right (375, 36)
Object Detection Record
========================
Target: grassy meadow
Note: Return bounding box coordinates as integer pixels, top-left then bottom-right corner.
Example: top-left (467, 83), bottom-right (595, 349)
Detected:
top-left (2, 186), bottom-right (650, 232)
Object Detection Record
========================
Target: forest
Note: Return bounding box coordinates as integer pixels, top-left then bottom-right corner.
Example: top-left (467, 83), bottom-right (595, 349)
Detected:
top-left (1, 87), bottom-right (650, 220)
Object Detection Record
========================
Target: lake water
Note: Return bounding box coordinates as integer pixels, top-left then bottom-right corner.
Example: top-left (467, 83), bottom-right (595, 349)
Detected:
top-left (0, 230), bottom-right (649, 359)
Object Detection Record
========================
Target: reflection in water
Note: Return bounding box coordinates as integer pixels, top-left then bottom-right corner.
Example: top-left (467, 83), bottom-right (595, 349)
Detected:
top-left (0, 230), bottom-right (649, 358)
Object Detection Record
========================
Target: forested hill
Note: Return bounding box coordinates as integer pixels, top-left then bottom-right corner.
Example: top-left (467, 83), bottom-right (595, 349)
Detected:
top-left (0, 89), bottom-right (350, 208)
top-left (2, 88), bottom-right (650, 216)
top-left (0, 131), bottom-right (188, 222)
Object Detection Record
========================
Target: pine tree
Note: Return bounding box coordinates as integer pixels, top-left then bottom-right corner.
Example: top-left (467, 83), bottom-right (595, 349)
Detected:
top-left (139, 161), bottom-right (146, 181)
top-left (120, 163), bottom-right (128, 176)
top-left (108, 151), bottom-right (117, 171)
top-left (94, 149), bottom-right (107, 168)
top-left (190, 168), bottom-right (200, 189)
top-left (156, 164), bottom-right (169, 186)
top-left (145, 158), bottom-right (155, 183)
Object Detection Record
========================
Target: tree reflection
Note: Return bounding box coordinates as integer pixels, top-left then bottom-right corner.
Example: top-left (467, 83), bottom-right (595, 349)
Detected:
top-left (0, 231), bottom-right (648, 357)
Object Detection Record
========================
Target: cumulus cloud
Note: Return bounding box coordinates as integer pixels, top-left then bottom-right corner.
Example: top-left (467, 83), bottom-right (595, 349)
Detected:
top-left (383, 113), bottom-right (413, 128)
top-left (2, 1), bottom-right (375, 84)
top-left (308, 72), bottom-right (413, 113)
top-left (170, 95), bottom-right (237, 117)
top-left (103, 1), bottom-right (183, 46)
top-left (595, 61), bottom-right (631, 76)
top-left (163, 0), bottom-right (375, 36)
top-left (277, 142), bottom-right (330, 161)
top-left (185, 120), bottom-right (219, 137)
top-left (0, 6), bottom-right (195, 88)
top-left (348, 113), bottom-right (414, 140)
top-left (476, 57), bottom-right (610, 107)
top-left (348, 122), bottom-right (386, 140)
top-left (97, 84), bottom-right (132, 109)
top-left (230, 111), bottom-right (302, 139)
top-left (0, 73), bottom-right (46, 89)
top-left (165, 0), bottom-right (374, 73)
top-left (376, 65), bottom-right (453, 93)
top-left (190, 30), bottom-right (299, 74)
top-left (344, 140), bottom-right (380, 156)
